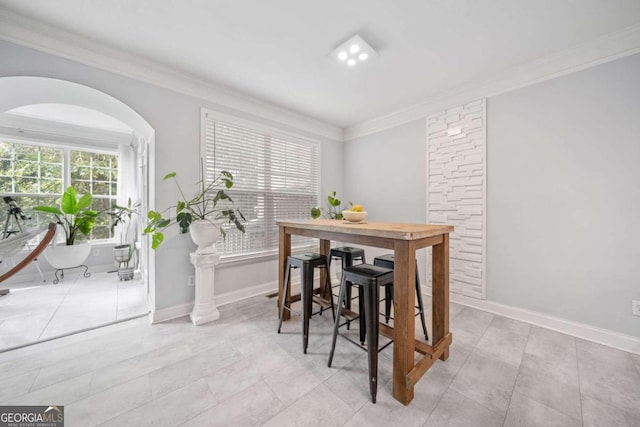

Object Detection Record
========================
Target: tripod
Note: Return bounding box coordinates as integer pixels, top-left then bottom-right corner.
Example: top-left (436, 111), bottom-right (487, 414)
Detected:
top-left (2, 196), bottom-right (30, 239)
top-left (1, 196), bottom-right (46, 281)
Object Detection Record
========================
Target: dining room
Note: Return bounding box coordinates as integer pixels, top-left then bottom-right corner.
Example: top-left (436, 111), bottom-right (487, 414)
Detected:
top-left (0, 1), bottom-right (639, 426)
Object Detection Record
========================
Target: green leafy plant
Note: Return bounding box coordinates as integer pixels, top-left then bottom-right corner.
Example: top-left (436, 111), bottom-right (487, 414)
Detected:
top-left (34, 186), bottom-right (99, 245)
top-left (108, 198), bottom-right (141, 269)
top-left (311, 191), bottom-right (351, 220)
top-left (108, 198), bottom-right (141, 246)
top-left (144, 163), bottom-right (246, 250)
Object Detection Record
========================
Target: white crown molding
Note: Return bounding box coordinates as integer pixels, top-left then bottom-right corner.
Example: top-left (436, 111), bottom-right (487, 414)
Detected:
top-left (425, 289), bottom-right (640, 356)
top-left (4, 7), bottom-right (639, 144)
top-left (345, 22), bottom-right (640, 141)
top-left (0, 8), bottom-right (343, 142)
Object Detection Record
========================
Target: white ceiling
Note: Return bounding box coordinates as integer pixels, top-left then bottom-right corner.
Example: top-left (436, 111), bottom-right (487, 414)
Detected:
top-left (1, 0), bottom-right (640, 128)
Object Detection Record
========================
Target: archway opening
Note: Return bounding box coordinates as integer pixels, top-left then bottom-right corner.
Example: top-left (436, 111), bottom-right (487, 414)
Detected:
top-left (0, 76), bottom-right (156, 350)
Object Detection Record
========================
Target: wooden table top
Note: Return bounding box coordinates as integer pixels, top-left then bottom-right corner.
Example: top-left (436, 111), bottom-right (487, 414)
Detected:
top-left (277, 219), bottom-right (453, 241)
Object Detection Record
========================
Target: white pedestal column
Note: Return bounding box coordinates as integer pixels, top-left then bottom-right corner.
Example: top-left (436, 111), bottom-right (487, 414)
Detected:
top-left (189, 251), bottom-right (221, 325)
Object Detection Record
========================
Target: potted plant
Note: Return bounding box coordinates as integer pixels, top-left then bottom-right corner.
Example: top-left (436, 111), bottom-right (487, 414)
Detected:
top-left (108, 198), bottom-right (140, 280)
top-left (311, 191), bottom-right (352, 219)
top-left (144, 163), bottom-right (246, 252)
top-left (34, 186), bottom-right (99, 269)
top-left (146, 162), bottom-right (246, 326)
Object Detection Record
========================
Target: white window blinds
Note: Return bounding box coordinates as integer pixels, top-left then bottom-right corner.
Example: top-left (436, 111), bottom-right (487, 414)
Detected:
top-left (202, 111), bottom-right (319, 255)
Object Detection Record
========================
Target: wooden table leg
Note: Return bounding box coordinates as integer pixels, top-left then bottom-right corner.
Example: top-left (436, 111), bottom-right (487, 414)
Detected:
top-left (392, 240), bottom-right (416, 405)
top-left (278, 226), bottom-right (291, 320)
top-left (319, 239), bottom-right (331, 295)
top-left (432, 233), bottom-right (450, 360)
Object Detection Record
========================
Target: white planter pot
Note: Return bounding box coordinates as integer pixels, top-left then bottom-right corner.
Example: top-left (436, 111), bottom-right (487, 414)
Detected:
top-left (43, 242), bottom-right (92, 269)
top-left (114, 244), bottom-right (132, 264)
top-left (189, 221), bottom-right (220, 255)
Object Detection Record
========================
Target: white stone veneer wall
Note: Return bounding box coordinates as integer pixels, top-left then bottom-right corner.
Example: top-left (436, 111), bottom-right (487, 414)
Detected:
top-left (426, 99), bottom-right (486, 299)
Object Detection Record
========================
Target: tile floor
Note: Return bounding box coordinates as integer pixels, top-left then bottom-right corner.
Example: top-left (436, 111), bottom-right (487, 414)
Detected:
top-left (0, 295), bottom-right (639, 426)
top-left (0, 270), bottom-right (148, 350)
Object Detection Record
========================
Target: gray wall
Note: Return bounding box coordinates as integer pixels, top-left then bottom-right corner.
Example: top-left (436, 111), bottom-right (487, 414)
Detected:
top-left (342, 118), bottom-right (429, 276)
top-left (0, 41), bottom-right (343, 310)
top-left (487, 53), bottom-right (640, 337)
top-left (344, 53), bottom-right (640, 337)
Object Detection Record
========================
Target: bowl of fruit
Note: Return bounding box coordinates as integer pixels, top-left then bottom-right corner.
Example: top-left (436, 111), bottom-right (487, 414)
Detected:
top-left (342, 205), bottom-right (367, 223)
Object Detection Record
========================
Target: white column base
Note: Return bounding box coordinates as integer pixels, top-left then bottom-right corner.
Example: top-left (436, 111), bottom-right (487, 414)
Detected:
top-left (189, 251), bottom-right (221, 326)
top-left (190, 302), bottom-right (220, 325)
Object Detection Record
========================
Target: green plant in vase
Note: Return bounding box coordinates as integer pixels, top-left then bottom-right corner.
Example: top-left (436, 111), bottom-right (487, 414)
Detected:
top-left (108, 198), bottom-right (141, 279)
top-left (144, 162), bottom-right (246, 250)
top-left (311, 191), bottom-right (351, 220)
top-left (34, 186), bottom-right (99, 245)
top-left (33, 186), bottom-right (100, 272)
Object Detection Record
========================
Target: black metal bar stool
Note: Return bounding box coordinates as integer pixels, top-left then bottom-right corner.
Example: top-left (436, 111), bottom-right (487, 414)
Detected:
top-left (329, 247), bottom-right (366, 337)
top-left (328, 264), bottom-right (394, 404)
top-left (374, 253), bottom-right (429, 341)
top-left (329, 246), bottom-right (366, 307)
top-left (277, 253), bottom-right (334, 354)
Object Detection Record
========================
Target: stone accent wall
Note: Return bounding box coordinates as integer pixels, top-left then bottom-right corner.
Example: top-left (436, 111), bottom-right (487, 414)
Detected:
top-left (426, 99), bottom-right (486, 299)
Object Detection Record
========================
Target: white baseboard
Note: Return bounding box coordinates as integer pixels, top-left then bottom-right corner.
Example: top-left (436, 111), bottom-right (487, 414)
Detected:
top-left (431, 290), bottom-right (640, 355)
top-left (150, 302), bottom-right (193, 324)
top-left (151, 280), bottom-right (280, 324)
top-left (216, 280), bottom-right (277, 306)
top-left (152, 281), bottom-right (640, 355)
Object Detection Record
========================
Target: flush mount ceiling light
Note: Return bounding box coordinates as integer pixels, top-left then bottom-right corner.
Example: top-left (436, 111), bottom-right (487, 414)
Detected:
top-left (331, 34), bottom-right (377, 68)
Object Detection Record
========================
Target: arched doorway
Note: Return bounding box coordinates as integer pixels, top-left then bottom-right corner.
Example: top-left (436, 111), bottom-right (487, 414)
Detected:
top-left (0, 76), bottom-right (156, 348)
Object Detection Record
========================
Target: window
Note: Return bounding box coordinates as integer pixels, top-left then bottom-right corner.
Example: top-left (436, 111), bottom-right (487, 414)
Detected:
top-left (202, 110), bottom-right (319, 256)
top-left (0, 140), bottom-right (118, 241)
top-left (70, 151), bottom-right (118, 240)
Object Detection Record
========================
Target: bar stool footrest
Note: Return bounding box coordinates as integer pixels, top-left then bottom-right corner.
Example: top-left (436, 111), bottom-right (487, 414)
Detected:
top-left (312, 295), bottom-right (332, 309)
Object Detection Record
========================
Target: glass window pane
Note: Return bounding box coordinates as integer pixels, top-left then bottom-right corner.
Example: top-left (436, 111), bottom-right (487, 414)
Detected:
top-left (71, 151), bottom-right (90, 165)
top-left (14, 160), bottom-right (38, 178)
top-left (73, 180), bottom-right (91, 194)
top-left (14, 144), bottom-right (39, 161)
top-left (42, 163), bottom-right (62, 179)
top-left (39, 146), bottom-right (62, 163)
top-left (1, 143), bottom-right (119, 242)
top-left (90, 198), bottom-right (114, 240)
top-left (91, 198), bottom-right (111, 212)
top-left (40, 178), bottom-right (63, 194)
top-left (92, 182), bottom-right (109, 195)
top-left (92, 168), bottom-right (110, 181)
top-left (91, 154), bottom-right (111, 168)
top-left (15, 177), bottom-right (38, 193)
top-left (0, 142), bottom-right (12, 159)
top-left (0, 176), bottom-right (13, 192)
top-left (91, 225), bottom-right (110, 240)
top-left (71, 165), bottom-right (90, 180)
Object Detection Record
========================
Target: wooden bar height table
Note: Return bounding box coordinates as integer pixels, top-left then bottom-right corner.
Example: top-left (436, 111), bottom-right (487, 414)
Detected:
top-left (277, 219), bottom-right (454, 405)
